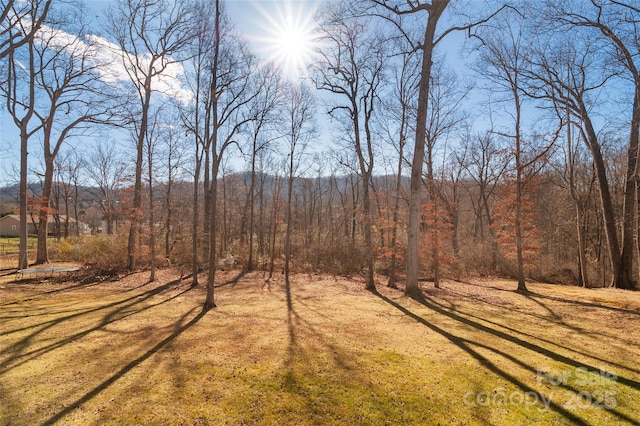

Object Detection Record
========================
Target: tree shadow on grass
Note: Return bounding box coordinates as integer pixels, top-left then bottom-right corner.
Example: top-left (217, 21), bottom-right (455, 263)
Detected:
top-left (419, 286), bottom-right (638, 374)
top-left (42, 305), bottom-right (208, 425)
top-left (0, 278), bottom-right (191, 374)
top-left (0, 280), bottom-right (103, 307)
top-left (374, 288), bottom-right (640, 426)
top-left (418, 287), bottom-right (640, 389)
top-left (526, 290), bottom-right (640, 316)
top-left (281, 294), bottom-right (361, 418)
top-left (429, 282), bottom-right (639, 359)
top-left (216, 270), bottom-right (248, 288)
top-left (426, 294), bottom-right (640, 378)
top-left (458, 280), bottom-right (640, 316)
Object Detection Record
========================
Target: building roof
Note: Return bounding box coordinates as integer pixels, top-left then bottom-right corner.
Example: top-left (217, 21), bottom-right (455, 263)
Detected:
top-left (1, 214), bottom-right (83, 224)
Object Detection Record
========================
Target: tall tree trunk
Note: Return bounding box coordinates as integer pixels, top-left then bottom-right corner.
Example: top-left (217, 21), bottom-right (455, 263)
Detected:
top-left (621, 88), bottom-right (639, 290)
top-left (192, 155), bottom-right (201, 286)
top-left (19, 129), bottom-right (29, 270)
top-left (203, 147), bottom-right (211, 263)
top-left (514, 94), bottom-right (527, 293)
top-left (426, 144), bottom-right (440, 289)
top-left (258, 170), bottom-right (266, 269)
top-left (148, 149), bottom-right (156, 283)
top-left (388, 115), bottom-right (406, 288)
top-left (284, 155), bottom-right (294, 311)
top-left (35, 160), bottom-right (52, 265)
top-left (405, 0), bottom-right (448, 299)
top-left (567, 114), bottom-right (590, 288)
top-left (576, 203), bottom-right (589, 287)
top-left (580, 102), bottom-right (623, 288)
top-left (206, 170), bottom-right (218, 309)
top-left (362, 172), bottom-right (375, 291)
top-left (127, 75), bottom-right (152, 272)
top-left (267, 176), bottom-right (281, 279)
top-left (204, 0), bottom-right (221, 310)
top-left (164, 173), bottom-right (173, 260)
top-left (247, 151), bottom-right (257, 271)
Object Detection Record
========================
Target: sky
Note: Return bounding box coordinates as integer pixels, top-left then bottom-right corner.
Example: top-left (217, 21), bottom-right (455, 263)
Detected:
top-left (3, 0), bottom-right (620, 191)
top-left (0, 0), bottom-right (544, 190)
top-left (0, 0), bottom-right (332, 188)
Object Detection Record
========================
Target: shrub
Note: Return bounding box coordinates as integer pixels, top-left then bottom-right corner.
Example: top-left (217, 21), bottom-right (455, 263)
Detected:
top-left (49, 235), bottom-right (128, 270)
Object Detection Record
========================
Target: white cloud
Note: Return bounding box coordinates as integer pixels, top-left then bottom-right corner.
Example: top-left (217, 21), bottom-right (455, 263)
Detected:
top-left (35, 27), bottom-right (193, 105)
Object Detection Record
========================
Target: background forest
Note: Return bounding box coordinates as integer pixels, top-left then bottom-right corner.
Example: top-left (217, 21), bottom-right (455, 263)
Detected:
top-left (1, 0), bottom-right (639, 300)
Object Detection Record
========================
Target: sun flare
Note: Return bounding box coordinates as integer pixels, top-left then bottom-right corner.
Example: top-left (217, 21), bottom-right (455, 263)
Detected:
top-left (255, 1), bottom-right (320, 79)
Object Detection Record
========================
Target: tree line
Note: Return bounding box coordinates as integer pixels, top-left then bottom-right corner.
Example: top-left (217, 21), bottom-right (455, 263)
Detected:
top-left (1, 0), bottom-right (638, 308)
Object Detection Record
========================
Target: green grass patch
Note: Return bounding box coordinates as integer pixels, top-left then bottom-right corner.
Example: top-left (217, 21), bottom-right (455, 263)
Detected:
top-left (1, 271), bottom-right (639, 425)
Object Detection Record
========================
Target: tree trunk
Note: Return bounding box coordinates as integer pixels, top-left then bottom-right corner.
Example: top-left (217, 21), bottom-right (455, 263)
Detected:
top-left (284, 156), bottom-right (294, 311)
top-left (148, 149), bottom-right (156, 283)
top-left (267, 177), bottom-right (280, 280)
top-left (621, 87), bottom-right (639, 290)
top-left (580, 102), bottom-right (624, 289)
top-left (127, 75), bottom-right (152, 272)
top-left (388, 112), bottom-right (406, 288)
top-left (192, 155), bottom-right (201, 286)
top-left (19, 129), bottom-right (29, 270)
top-left (35, 178), bottom-right (51, 264)
top-left (63, 185), bottom-right (70, 239)
top-left (203, 147), bottom-right (211, 264)
top-left (405, 0), bottom-right (448, 299)
top-left (576, 203), bottom-right (589, 287)
top-left (205, 170), bottom-right (217, 309)
top-left (164, 174), bottom-right (173, 260)
top-left (514, 94), bottom-right (527, 293)
top-left (247, 147), bottom-right (257, 271)
top-left (204, 0), bottom-right (221, 310)
top-left (362, 171), bottom-right (375, 291)
top-left (258, 170), bottom-right (266, 269)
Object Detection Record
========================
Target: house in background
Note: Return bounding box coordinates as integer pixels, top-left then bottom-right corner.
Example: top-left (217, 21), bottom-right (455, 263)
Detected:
top-left (0, 215), bottom-right (20, 237)
top-left (0, 214), bottom-right (90, 237)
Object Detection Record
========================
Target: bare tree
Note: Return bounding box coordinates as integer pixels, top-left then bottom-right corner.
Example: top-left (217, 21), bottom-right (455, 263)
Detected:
top-left (31, 6), bottom-right (117, 264)
top-left (423, 62), bottom-right (468, 288)
top-left (0, 0), bottom-right (52, 60)
top-left (201, 0), bottom-right (263, 309)
top-left (53, 150), bottom-right (85, 238)
top-left (458, 130), bottom-right (508, 272)
top-left (86, 142), bottom-right (128, 235)
top-left (370, 0), bottom-right (508, 298)
top-left (556, 110), bottom-right (596, 287)
top-left (281, 82), bottom-right (316, 309)
top-left (370, 0), bottom-right (449, 298)
top-left (379, 37), bottom-right (419, 288)
top-left (145, 111), bottom-right (162, 282)
top-left (472, 9), bottom-right (533, 292)
top-left (545, 0), bottom-right (639, 289)
top-left (160, 114), bottom-right (187, 262)
top-left (525, 31), bottom-right (625, 288)
top-left (0, 1), bottom-right (49, 269)
top-left (314, 7), bottom-right (385, 291)
top-left (244, 64), bottom-right (282, 272)
top-left (106, 0), bottom-right (193, 272)
top-left (66, 150), bottom-right (85, 237)
top-left (180, 0), bottom-right (216, 287)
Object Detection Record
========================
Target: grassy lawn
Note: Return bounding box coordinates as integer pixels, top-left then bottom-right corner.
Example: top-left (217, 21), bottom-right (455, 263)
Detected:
top-left (1, 270), bottom-right (639, 425)
top-left (0, 237), bottom-right (40, 270)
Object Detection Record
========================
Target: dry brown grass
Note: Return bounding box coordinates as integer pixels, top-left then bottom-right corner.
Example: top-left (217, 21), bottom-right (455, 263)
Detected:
top-left (1, 270), bottom-right (639, 425)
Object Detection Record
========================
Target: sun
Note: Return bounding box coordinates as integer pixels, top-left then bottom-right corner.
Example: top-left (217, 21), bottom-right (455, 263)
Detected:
top-left (277, 17), bottom-right (310, 60)
top-left (254, 1), bottom-right (320, 79)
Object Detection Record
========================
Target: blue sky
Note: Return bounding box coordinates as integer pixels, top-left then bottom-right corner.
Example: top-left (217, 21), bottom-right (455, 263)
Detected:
top-left (2, 0), bottom-right (630, 190)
